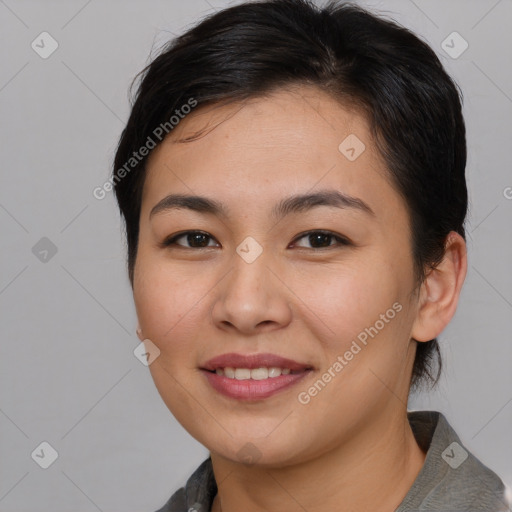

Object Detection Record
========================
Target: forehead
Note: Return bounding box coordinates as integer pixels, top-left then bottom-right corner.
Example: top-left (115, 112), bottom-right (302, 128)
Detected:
top-left (151, 86), bottom-right (368, 164)
top-left (141, 86), bottom-right (404, 225)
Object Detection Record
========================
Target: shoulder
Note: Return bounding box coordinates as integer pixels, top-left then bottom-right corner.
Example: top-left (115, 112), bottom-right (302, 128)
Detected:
top-left (398, 410), bottom-right (510, 511)
top-left (153, 413), bottom-right (510, 512)
top-left (154, 457), bottom-right (216, 512)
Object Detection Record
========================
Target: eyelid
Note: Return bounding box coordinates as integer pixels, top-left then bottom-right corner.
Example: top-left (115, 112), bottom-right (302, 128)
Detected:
top-left (290, 230), bottom-right (352, 248)
top-left (160, 230), bottom-right (219, 249)
top-left (161, 229), bottom-right (351, 250)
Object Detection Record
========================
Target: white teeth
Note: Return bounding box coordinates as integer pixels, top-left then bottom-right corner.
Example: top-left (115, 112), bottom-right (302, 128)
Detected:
top-left (251, 368), bottom-right (269, 380)
top-left (215, 367), bottom-right (294, 379)
top-left (268, 367), bottom-right (282, 378)
top-left (234, 368), bottom-right (251, 380)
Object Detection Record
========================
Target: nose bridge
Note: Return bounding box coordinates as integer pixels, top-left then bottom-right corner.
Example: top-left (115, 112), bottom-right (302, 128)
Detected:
top-left (229, 241), bottom-right (273, 307)
top-left (211, 239), bottom-right (291, 332)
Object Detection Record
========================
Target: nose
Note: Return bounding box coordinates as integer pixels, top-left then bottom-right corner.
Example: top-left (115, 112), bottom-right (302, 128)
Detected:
top-left (210, 250), bottom-right (292, 335)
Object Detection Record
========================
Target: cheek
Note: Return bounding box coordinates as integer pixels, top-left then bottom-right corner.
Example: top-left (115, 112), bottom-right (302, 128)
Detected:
top-left (132, 260), bottom-right (213, 429)
top-left (289, 259), bottom-right (400, 345)
top-left (133, 259), bottom-right (212, 357)
top-left (288, 257), bottom-right (413, 401)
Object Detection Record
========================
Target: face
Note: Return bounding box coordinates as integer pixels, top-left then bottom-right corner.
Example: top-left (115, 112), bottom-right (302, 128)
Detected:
top-left (133, 86), bottom-right (421, 466)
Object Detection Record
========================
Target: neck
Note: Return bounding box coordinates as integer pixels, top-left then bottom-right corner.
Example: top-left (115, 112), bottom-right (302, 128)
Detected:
top-left (210, 408), bottom-right (426, 512)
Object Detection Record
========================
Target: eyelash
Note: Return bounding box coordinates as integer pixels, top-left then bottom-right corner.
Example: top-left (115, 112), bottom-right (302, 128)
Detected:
top-left (160, 230), bottom-right (352, 250)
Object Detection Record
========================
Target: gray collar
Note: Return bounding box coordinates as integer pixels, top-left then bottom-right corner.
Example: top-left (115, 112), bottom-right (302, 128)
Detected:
top-left (157, 410), bottom-right (508, 512)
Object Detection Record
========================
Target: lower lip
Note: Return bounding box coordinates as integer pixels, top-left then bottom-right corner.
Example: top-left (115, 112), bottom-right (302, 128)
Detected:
top-left (202, 370), bottom-right (311, 400)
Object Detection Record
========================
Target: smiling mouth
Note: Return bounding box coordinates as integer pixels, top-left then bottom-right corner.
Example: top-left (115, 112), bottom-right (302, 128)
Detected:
top-left (202, 368), bottom-right (312, 400)
top-left (200, 353), bottom-right (313, 400)
top-left (208, 367), bottom-right (306, 380)
top-left (201, 351), bottom-right (312, 373)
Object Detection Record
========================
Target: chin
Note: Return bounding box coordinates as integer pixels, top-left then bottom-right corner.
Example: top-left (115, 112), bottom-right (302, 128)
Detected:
top-left (206, 432), bottom-right (309, 468)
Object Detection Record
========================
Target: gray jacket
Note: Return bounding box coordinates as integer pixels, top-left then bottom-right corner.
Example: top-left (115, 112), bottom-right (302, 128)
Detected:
top-left (155, 410), bottom-right (510, 511)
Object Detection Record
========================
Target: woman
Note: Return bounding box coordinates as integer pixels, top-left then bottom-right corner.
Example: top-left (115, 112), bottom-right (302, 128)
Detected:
top-left (112, 0), bottom-right (509, 510)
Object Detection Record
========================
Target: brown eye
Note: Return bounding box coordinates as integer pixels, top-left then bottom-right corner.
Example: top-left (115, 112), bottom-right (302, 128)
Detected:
top-left (291, 230), bottom-right (351, 249)
top-left (162, 231), bottom-right (218, 249)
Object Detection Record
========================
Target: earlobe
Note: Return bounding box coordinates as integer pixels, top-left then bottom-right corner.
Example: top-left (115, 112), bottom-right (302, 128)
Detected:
top-left (411, 231), bottom-right (468, 342)
top-left (136, 325), bottom-right (143, 340)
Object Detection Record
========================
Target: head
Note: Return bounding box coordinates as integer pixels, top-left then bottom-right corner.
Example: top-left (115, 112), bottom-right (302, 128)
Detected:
top-left (112, 0), bottom-right (467, 465)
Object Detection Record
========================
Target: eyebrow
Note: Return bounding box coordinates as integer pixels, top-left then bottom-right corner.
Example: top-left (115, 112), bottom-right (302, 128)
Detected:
top-left (149, 190), bottom-right (375, 220)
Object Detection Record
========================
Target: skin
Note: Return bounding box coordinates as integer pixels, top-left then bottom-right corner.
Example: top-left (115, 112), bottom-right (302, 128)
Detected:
top-left (133, 85), bottom-right (467, 512)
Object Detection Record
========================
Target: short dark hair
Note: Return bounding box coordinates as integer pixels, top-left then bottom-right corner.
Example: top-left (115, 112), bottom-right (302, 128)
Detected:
top-left (112, 0), bottom-right (467, 391)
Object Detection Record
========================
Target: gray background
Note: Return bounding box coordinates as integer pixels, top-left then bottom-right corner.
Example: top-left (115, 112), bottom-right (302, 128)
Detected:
top-left (1, 0), bottom-right (511, 510)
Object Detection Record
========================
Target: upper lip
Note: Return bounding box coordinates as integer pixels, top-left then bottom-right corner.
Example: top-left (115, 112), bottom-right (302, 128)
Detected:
top-left (201, 352), bottom-right (312, 372)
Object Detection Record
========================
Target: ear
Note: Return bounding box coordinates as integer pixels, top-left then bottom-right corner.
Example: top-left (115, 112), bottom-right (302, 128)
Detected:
top-left (136, 325), bottom-right (144, 341)
top-left (411, 231), bottom-right (467, 342)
